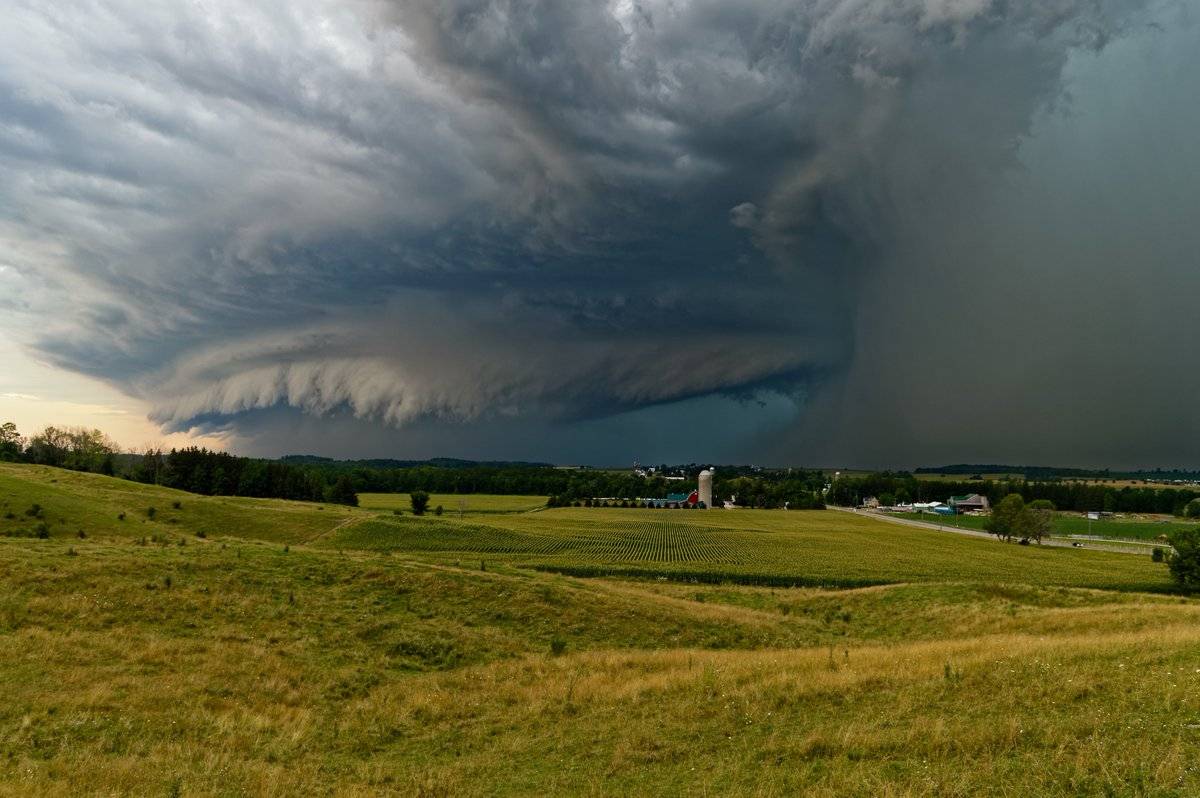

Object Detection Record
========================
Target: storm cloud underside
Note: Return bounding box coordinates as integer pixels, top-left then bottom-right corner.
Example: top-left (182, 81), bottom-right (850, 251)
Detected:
top-left (1, 0), bottom-right (1196, 464)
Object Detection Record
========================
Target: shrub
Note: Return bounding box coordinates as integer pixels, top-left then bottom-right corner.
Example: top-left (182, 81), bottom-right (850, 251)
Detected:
top-left (434, 505), bottom-right (444, 516)
top-left (1028, 499), bottom-right (1056, 511)
top-left (3, 511), bottom-right (14, 520)
top-left (1166, 528), bottom-right (1200, 590)
top-left (76, 529), bottom-right (86, 539)
top-left (410, 491), bottom-right (430, 516)
top-left (196, 530), bottom-right (207, 539)
top-left (146, 506), bottom-right (157, 520)
top-left (117, 512), bottom-right (125, 521)
top-left (35, 522), bottom-right (49, 539)
top-left (393, 509), bottom-right (403, 516)
top-left (25, 503), bottom-right (42, 518)
top-left (549, 637), bottom-right (567, 656)
top-left (171, 500), bottom-right (182, 510)
top-left (1152, 547), bottom-right (1165, 563)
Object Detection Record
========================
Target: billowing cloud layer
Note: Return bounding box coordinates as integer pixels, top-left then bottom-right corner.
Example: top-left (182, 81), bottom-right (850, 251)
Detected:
top-left (2, 0), bottom-right (1196, 464)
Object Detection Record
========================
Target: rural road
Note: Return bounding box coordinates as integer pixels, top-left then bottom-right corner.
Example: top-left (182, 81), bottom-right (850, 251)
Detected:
top-left (831, 507), bottom-right (1149, 556)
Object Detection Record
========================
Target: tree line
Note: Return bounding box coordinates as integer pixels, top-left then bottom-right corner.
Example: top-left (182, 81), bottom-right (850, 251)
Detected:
top-left (0, 422), bottom-right (358, 506)
top-left (294, 461), bottom-right (827, 509)
top-left (826, 472), bottom-right (1200, 516)
top-left (2, 420), bottom-right (829, 509)
top-left (17, 416), bottom-right (1198, 516)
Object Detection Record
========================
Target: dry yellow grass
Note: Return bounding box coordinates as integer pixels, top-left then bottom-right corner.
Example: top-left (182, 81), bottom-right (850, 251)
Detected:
top-left (0, 464), bottom-right (1195, 795)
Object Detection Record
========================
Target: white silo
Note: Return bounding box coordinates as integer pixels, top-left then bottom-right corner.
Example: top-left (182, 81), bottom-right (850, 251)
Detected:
top-left (698, 469), bottom-right (713, 509)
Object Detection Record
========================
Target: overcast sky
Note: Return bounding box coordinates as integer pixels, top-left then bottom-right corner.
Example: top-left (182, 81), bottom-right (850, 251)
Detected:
top-left (1, 0), bottom-right (1197, 467)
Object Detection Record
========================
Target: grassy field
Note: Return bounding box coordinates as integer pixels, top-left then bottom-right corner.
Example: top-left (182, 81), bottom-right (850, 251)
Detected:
top-left (895, 510), bottom-right (1192, 542)
top-left (358, 492), bottom-right (547, 514)
top-left (1, 463), bottom-right (1196, 795)
top-left (0, 462), bottom-right (359, 544)
top-left (323, 509), bottom-right (1168, 591)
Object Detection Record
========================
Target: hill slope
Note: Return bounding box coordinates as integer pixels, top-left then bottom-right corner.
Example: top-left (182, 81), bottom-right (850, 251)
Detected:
top-left (0, 462), bottom-right (361, 544)
top-left (0, 463), bottom-right (1195, 795)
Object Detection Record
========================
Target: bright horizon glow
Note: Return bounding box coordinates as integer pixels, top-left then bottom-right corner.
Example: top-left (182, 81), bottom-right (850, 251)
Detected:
top-left (0, 339), bottom-right (227, 453)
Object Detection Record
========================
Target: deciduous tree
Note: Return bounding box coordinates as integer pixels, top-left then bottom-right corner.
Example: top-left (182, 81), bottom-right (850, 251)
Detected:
top-left (985, 494), bottom-right (1025, 542)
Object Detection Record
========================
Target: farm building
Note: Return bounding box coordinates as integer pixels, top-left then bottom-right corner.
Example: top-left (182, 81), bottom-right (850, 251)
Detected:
top-left (638, 470), bottom-right (714, 508)
top-left (642, 491), bottom-right (699, 508)
top-left (949, 494), bottom-right (990, 513)
top-left (699, 469), bottom-right (713, 510)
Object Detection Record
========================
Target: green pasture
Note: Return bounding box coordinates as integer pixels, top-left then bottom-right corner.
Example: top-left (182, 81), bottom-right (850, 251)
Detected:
top-left (357, 491), bottom-right (547, 514)
top-left (321, 507), bottom-right (1168, 591)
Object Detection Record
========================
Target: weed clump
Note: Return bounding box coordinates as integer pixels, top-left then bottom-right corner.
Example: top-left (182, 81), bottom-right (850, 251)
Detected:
top-left (549, 637), bottom-right (567, 657)
top-left (146, 506), bottom-right (157, 520)
top-left (171, 500), bottom-right (182, 510)
top-left (117, 512), bottom-right (125, 521)
top-left (2, 523), bottom-right (51, 539)
top-left (195, 530), bottom-right (207, 539)
top-left (434, 505), bottom-right (444, 516)
top-left (25, 503), bottom-right (43, 518)
top-left (76, 529), bottom-right (86, 539)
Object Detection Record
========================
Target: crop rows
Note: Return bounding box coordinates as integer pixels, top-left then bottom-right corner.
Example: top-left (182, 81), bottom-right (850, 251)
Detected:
top-left (333, 516), bottom-right (756, 564)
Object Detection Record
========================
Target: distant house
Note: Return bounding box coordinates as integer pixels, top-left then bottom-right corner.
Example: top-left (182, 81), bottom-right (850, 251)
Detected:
top-left (949, 494), bottom-right (990, 514)
top-left (862, 497), bottom-right (880, 509)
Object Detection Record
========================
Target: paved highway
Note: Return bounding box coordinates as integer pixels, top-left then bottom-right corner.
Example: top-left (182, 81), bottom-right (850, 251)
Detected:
top-left (831, 506), bottom-right (1151, 555)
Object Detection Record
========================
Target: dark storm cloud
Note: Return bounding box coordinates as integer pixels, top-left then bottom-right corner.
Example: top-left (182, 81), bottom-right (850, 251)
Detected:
top-left (1, 0), bottom-right (1193, 464)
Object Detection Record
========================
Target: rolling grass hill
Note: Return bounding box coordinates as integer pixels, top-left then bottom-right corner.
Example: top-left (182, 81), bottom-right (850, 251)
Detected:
top-left (1, 463), bottom-right (1196, 795)
top-left (0, 462), bottom-right (360, 544)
